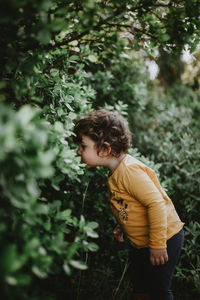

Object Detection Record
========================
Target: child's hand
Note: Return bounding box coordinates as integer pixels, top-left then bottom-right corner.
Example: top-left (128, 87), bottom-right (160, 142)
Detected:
top-left (113, 224), bottom-right (124, 242)
top-left (149, 248), bottom-right (168, 266)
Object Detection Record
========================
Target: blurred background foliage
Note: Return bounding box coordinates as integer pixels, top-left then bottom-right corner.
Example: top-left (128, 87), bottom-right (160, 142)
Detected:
top-left (0, 0), bottom-right (200, 299)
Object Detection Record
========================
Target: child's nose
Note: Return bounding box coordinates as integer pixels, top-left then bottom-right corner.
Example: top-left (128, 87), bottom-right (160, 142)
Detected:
top-left (77, 148), bottom-right (81, 155)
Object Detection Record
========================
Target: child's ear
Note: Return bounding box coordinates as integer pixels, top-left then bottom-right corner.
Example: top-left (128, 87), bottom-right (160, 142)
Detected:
top-left (99, 142), bottom-right (111, 157)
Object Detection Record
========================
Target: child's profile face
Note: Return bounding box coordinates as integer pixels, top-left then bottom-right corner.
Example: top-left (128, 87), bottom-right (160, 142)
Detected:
top-left (77, 135), bottom-right (104, 168)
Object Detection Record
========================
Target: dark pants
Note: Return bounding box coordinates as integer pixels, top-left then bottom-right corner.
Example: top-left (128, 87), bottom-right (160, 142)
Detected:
top-left (128, 229), bottom-right (184, 300)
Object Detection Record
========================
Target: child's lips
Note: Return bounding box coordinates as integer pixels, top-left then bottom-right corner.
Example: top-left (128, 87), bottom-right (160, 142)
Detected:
top-left (80, 158), bottom-right (88, 166)
top-left (80, 157), bottom-right (84, 163)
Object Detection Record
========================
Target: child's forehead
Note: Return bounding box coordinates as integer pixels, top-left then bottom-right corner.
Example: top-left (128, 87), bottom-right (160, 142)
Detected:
top-left (81, 135), bottom-right (96, 145)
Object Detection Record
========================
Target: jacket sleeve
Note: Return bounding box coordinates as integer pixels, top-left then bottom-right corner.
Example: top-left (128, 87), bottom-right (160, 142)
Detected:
top-left (122, 165), bottom-right (167, 249)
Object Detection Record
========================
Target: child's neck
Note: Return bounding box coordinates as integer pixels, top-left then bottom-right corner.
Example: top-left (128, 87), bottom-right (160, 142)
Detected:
top-left (106, 153), bottom-right (126, 176)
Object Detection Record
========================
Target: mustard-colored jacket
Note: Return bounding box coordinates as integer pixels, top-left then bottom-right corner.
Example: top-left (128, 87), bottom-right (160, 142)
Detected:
top-left (108, 154), bottom-right (184, 249)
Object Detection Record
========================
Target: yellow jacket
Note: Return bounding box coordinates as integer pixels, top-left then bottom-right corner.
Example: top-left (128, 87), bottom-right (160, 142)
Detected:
top-left (107, 154), bottom-right (184, 249)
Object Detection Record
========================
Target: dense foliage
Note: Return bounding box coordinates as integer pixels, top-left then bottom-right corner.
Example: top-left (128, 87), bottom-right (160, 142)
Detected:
top-left (129, 83), bottom-right (200, 296)
top-left (1, 0), bottom-right (200, 299)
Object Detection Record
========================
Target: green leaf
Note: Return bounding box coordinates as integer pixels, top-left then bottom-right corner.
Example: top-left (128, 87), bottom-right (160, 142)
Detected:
top-left (79, 215), bottom-right (86, 230)
top-left (32, 266), bottom-right (48, 278)
top-left (38, 150), bottom-right (55, 165)
top-left (87, 54), bottom-right (98, 63)
top-left (1, 245), bottom-right (27, 273)
top-left (54, 121), bottom-right (64, 133)
top-left (87, 242), bottom-right (99, 252)
top-left (160, 34), bottom-right (170, 42)
top-left (63, 262), bottom-right (71, 275)
top-left (69, 55), bottom-right (80, 61)
top-left (68, 112), bottom-right (77, 119)
top-left (87, 221), bottom-right (99, 229)
top-left (25, 238), bottom-right (40, 253)
top-left (16, 105), bottom-right (38, 126)
top-left (5, 276), bottom-right (18, 286)
top-left (37, 29), bottom-right (51, 45)
top-left (66, 243), bottom-right (80, 260)
top-left (50, 68), bottom-right (59, 77)
top-left (6, 274), bottom-right (31, 286)
top-left (69, 40), bottom-right (78, 46)
top-left (0, 81), bottom-right (7, 89)
top-left (40, 0), bottom-right (53, 11)
top-left (33, 203), bottom-right (49, 215)
top-left (56, 209), bottom-right (72, 220)
top-left (85, 229), bottom-right (99, 238)
top-left (133, 43), bottom-right (140, 51)
top-left (69, 260), bottom-right (88, 270)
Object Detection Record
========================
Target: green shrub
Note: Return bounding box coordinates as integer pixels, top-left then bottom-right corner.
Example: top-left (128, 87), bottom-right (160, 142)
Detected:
top-left (1, 0), bottom-right (200, 298)
top-left (87, 52), bottom-right (151, 111)
top-left (0, 102), bottom-right (100, 299)
top-left (130, 83), bottom-right (200, 296)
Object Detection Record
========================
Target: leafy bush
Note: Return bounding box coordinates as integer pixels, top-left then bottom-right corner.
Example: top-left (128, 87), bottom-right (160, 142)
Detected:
top-left (130, 83), bottom-right (200, 296)
top-left (1, 0), bottom-right (200, 299)
top-left (0, 101), bottom-right (100, 299)
top-left (86, 52), bottom-right (151, 111)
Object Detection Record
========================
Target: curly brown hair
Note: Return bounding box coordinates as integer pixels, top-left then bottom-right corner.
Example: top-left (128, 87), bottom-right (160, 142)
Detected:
top-left (74, 110), bottom-right (132, 157)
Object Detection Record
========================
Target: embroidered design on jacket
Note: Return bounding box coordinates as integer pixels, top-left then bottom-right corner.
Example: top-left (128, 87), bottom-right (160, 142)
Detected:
top-left (119, 202), bottom-right (128, 224)
top-left (109, 192), bottom-right (129, 224)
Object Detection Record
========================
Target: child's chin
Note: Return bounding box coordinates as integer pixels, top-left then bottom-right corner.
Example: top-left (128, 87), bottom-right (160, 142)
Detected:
top-left (86, 164), bottom-right (92, 168)
top-left (86, 164), bottom-right (95, 169)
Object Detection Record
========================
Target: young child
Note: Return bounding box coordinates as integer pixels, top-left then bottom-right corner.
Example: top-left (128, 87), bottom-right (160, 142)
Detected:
top-left (74, 110), bottom-right (184, 300)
